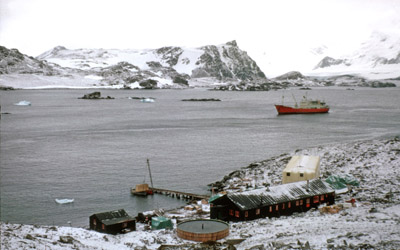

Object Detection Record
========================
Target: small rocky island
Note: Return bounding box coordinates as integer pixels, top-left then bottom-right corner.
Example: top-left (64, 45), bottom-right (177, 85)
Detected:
top-left (79, 92), bottom-right (114, 100)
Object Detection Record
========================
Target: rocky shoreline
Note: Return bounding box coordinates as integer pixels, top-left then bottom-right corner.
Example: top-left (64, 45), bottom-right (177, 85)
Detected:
top-left (213, 72), bottom-right (398, 91)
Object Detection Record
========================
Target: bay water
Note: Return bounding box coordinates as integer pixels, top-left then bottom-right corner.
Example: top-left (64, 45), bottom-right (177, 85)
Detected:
top-left (1, 87), bottom-right (399, 227)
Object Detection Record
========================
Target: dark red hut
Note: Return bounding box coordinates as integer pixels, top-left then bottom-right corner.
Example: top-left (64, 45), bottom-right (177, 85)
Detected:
top-left (89, 209), bottom-right (136, 234)
top-left (210, 179), bottom-right (335, 221)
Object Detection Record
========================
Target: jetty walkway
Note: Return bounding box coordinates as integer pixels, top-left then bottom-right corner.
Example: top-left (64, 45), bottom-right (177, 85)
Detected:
top-left (150, 187), bottom-right (210, 201)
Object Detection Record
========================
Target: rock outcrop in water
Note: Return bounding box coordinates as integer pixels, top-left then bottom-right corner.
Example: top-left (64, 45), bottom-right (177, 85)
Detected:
top-left (79, 92), bottom-right (114, 99)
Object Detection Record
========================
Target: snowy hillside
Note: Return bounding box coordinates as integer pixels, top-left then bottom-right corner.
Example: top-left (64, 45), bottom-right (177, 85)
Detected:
top-left (311, 31), bottom-right (400, 79)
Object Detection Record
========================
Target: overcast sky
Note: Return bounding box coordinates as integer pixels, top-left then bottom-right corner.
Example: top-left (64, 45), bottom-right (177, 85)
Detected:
top-left (1, 0), bottom-right (399, 74)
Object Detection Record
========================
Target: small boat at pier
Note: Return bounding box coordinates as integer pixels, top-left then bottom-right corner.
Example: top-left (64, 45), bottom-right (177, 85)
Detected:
top-left (131, 159), bottom-right (154, 196)
top-left (275, 94), bottom-right (329, 115)
top-left (132, 183), bottom-right (153, 196)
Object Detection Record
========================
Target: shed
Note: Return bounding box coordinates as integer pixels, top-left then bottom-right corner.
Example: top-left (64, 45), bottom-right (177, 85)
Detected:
top-left (210, 179), bottom-right (335, 221)
top-left (89, 209), bottom-right (136, 234)
top-left (282, 155), bottom-right (320, 184)
top-left (151, 216), bottom-right (173, 230)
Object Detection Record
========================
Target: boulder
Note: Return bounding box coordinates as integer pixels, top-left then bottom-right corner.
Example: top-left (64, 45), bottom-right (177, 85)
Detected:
top-left (59, 236), bottom-right (74, 244)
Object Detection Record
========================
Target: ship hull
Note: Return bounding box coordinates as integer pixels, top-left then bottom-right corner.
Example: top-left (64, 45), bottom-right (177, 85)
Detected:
top-left (275, 105), bottom-right (329, 115)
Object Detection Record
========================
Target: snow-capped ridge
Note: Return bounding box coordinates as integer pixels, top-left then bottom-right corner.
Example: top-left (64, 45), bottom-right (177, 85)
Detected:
top-left (312, 30), bottom-right (400, 79)
top-left (37, 45), bottom-right (67, 59)
top-left (32, 40), bottom-right (266, 88)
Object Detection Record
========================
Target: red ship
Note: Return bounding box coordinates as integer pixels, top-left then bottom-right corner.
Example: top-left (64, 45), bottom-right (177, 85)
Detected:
top-left (275, 95), bottom-right (329, 115)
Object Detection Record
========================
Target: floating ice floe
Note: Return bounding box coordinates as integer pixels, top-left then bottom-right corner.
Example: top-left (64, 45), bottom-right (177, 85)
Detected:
top-left (55, 198), bottom-right (74, 204)
top-left (140, 98), bottom-right (155, 103)
top-left (14, 100), bottom-right (31, 106)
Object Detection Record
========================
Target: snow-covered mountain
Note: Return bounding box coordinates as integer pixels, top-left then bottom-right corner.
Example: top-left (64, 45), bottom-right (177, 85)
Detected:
top-left (34, 40), bottom-right (266, 88)
top-left (311, 31), bottom-right (400, 79)
top-left (0, 41), bottom-right (267, 89)
top-left (2, 33), bottom-right (400, 89)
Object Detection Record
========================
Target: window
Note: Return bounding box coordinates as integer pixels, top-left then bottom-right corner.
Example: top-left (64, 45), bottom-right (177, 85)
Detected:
top-left (245, 211), bottom-right (249, 217)
top-left (101, 224), bottom-right (105, 230)
top-left (321, 195), bottom-right (324, 201)
top-left (256, 208), bottom-right (260, 215)
top-left (93, 219), bottom-right (97, 226)
top-left (300, 173), bottom-right (304, 177)
top-left (286, 172), bottom-right (290, 176)
top-left (313, 196), bottom-right (319, 203)
top-left (229, 209), bottom-right (234, 216)
top-left (269, 206), bottom-right (272, 212)
top-left (300, 200), bottom-right (303, 206)
top-left (235, 211), bottom-right (240, 218)
top-left (288, 202), bottom-right (291, 208)
top-left (282, 203), bottom-right (285, 209)
top-left (123, 222), bottom-right (128, 228)
top-left (276, 205), bottom-right (279, 211)
top-left (296, 200), bottom-right (299, 206)
top-left (306, 198), bottom-right (310, 207)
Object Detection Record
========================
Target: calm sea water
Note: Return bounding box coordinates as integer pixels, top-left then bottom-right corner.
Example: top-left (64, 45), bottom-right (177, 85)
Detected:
top-left (1, 87), bottom-right (399, 227)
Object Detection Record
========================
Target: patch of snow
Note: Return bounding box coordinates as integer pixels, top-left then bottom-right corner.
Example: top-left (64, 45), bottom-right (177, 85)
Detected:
top-left (84, 75), bottom-right (103, 80)
top-left (173, 48), bottom-right (202, 75)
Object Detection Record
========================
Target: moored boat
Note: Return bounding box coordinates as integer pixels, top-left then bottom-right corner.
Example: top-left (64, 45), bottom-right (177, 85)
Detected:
top-left (275, 95), bottom-right (329, 115)
top-left (131, 183), bottom-right (153, 196)
top-left (131, 159), bottom-right (154, 196)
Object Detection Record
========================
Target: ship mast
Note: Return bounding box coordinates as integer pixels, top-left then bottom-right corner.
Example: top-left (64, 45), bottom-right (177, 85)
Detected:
top-left (291, 93), bottom-right (298, 108)
top-left (147, 159), bottom-right (153, 188)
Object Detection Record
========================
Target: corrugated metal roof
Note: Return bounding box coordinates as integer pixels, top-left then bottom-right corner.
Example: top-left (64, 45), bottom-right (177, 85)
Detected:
top-left (283, 155), bottom-right (320, 174)
top-left (224, 179), bottom-right (334, 211)
top-left (92, 209), bottom-right (135, 226)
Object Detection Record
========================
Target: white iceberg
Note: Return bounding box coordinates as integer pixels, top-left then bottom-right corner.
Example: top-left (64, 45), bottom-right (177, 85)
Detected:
top-left (140, 98), bottom-right (155, 103)
top-left (55, 198), bottom-right (74, 204)
top-left (14, 100), bottom-right (31, 106)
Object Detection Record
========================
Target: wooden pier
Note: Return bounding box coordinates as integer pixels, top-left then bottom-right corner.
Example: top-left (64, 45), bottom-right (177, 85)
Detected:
top-left (149, 187), bottom-right (210, 201)
top-left (131, 160), bottom-right (210, 201)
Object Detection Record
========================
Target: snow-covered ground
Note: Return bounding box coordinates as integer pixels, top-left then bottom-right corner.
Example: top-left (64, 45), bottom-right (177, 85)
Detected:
top-left (1, 137), bottom-right (399, 249)
top-left (0, 74), bottom-right (101, 89)
top-left (306, 63), bottom-right (400, 81)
